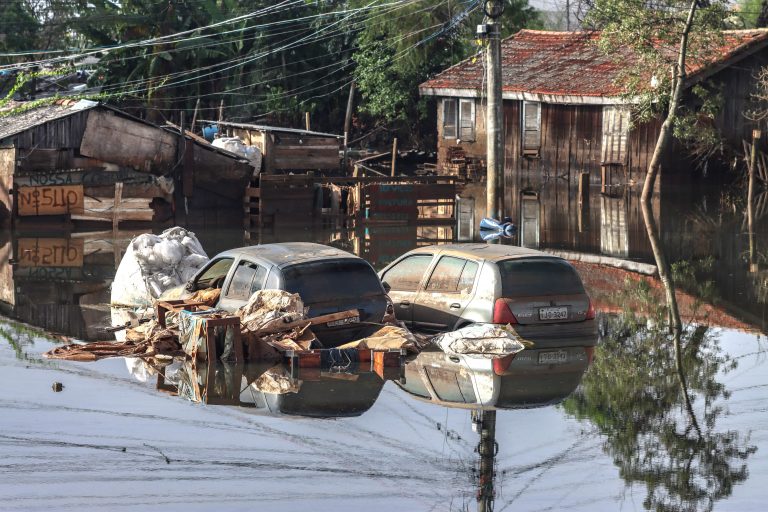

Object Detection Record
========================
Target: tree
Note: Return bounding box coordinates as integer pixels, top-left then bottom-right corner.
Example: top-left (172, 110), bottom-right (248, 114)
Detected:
top-left (583, 0), bottom-right (729, 201)
top-left (0, 0), bottom-right (40, 66)
top-left (352, 0), bottom-right (541, 144)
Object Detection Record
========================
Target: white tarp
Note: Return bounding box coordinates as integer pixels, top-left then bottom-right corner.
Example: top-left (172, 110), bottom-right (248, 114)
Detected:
top-left (212, 136), bottom-right (262, 173)
top-left (430, 324), bottom-right (527, 358)
top-left (111, 227), bottom-right (209, 308)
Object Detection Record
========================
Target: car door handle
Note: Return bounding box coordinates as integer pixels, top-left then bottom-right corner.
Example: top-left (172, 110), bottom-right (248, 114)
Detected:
top-left (449, 303), bottom-right (461, 309)
top-left (400, 301), bottom-right (411, 307)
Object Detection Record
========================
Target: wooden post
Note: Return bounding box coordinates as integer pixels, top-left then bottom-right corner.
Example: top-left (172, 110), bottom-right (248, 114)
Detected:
top-left (601, 166), bottom-right (607, 194)
top-left (578, 172), bottom-right (589, 205)
top-left (390, 138), bottom-right (398, 177)
top-left (113, 182), bottom-right (123, 232)
top-left (190, 98), bottom-right (200, 135)
top-left (218, 99), bottom-right (224, 124)
top-left (353, 164), bottom-right (360, 178)
top-left (305, 112), bottom-right (311, 131)
top-left (749, 129), bottom-right (760, 273)
top-left (344, 81), bottom-right (356, 136)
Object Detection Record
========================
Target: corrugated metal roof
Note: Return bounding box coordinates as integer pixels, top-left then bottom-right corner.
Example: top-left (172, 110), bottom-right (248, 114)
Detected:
top-left (0, 99), bottom-right (99, 141)
top-left (207, 120), bottom-right (343, 139)
top-left (420, 29), bottom-right (768, 99)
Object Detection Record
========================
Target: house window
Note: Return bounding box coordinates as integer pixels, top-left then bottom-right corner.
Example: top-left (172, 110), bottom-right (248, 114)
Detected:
top-left (522, 101), bottom-right (541, 154)
top-left (602, 106), bottom-right (630, 164)
top-left (443, 98), bottom-right (475, 141)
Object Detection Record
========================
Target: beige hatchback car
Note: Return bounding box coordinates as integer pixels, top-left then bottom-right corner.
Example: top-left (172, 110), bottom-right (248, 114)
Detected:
top-left (379, 244), bottom-right (597, 344)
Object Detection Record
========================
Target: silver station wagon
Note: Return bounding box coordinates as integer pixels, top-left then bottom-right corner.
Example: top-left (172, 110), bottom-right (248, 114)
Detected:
top-left (379, 244), bottom-right (596, 344)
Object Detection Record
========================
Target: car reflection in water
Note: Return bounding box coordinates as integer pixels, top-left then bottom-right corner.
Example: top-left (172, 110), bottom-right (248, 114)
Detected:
top-left (398, 334), bottom-right (596, 511)
top-left (138, 357), bottom-right (398, 419)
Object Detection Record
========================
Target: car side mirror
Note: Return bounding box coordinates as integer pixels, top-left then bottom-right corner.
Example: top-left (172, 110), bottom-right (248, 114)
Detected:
top-left (382, 281), bottom-right (391, 293)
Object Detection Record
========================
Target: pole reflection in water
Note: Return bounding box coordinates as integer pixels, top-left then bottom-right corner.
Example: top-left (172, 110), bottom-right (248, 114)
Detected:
top-left (472, 409), bottom-right (496, 512)
top-left (399, 337), bottom-right (595, 510)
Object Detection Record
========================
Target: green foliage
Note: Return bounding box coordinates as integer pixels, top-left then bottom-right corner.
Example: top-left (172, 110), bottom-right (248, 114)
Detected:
top-left (737, 0), bottom-right (763, 28)
top-left (561, 312), bottom-right (754, 511)
top-left (585, 0), bottom-right (730, 153)
top-left (352, 0), bottom-right (541, 140)
top-left (671, 256), bottom-right (719, 307)
top-left (1, 0), bottom-right (543, 140)
top-left (0, 0), bottom-right (40, 65)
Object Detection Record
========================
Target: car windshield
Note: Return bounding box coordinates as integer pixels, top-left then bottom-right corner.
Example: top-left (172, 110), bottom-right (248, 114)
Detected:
top-left (498, 258), bottom-right (585, 296)
top-left (282, 259), bottom-right (383, 303)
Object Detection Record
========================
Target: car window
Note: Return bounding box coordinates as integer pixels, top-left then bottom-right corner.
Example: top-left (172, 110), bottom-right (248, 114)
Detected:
top-left (425, 257), bottom-right (478, 293)
top-left (424, 367), bottom-right (477, 404)
top-left (382, 255), bottom-right (432, 292)
top-left (426, 256), bottom-right (466, 292)
top-left (498, 258), bottom-right (585, 296)
top-left (458, 260), bottom-right (479, 293)
top-left (225, 261), bottom-right (267, 300)
top-left (282, 259), bottom-right (383, 303)
top-left (195, 258), bottom-right (234, 289)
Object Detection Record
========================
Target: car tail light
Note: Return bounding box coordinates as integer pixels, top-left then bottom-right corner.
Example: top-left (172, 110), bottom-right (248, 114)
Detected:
top-left (585, 300), bottom-right (595, 320)
top-left (493, 354), bottom-right (516, 375)
top-left (584, 346), bottom-right (595, 365)
top-left (493, 299), bottom-right (518, 324)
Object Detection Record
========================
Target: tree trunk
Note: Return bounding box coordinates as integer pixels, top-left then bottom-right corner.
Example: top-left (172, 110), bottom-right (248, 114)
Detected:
top-left (640, 0), bottom-right (699, 202)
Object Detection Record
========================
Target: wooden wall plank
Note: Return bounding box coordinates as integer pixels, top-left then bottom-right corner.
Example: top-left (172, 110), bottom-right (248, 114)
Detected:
top-left (80, 110), bottom-right (177, 173)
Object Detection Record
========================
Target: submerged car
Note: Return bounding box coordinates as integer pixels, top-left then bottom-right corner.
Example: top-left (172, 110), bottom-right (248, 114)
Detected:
top-left (378, 243), bottom-right (596, 343)
top-left (166, 242), bottom-right (393, 346)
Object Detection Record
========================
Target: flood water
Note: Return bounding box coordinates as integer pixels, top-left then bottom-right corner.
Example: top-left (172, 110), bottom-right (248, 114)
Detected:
top-left (1, 175), bottom-right (767, 511)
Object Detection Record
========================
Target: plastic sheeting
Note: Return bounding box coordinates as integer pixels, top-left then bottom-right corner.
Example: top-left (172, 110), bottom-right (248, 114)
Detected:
top-left (212, 136), bottom-right (262, 173)
top-left (111, 227), bottom-right (209, 308)
top-left (430, 324), bottom-right (527, 358)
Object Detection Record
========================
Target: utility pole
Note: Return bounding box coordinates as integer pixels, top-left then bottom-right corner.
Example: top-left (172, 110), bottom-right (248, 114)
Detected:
top-left (483, 0), bottom-right (504, 220)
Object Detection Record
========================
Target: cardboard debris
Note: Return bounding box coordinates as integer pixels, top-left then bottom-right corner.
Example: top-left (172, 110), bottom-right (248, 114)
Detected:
top-left (253, 365), bottom-right (301, 395)
top-left (337, 325), bottom-right (417, 352)
top-left (237, 289), bottom-right (304, 333)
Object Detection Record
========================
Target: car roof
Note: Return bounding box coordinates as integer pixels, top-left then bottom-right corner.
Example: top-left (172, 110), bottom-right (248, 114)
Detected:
top-left (216, 242), bottom-right (360, 268)
top-left (407, 243), bottom-right (559, 262)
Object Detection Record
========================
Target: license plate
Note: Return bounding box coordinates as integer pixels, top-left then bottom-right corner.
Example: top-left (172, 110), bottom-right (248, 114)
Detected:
top-left (539, 306), bottom-right (568, 320)
top-left (327, 316), bottom-right (359, 327)
top-left (538, 350), bottom-right (568, 365)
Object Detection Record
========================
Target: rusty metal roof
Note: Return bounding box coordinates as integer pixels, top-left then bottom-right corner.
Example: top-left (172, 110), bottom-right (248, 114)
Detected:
top-left (0, 99), bottom-right (99, 141)
top-left (420, 29), bottom-right (768, 100)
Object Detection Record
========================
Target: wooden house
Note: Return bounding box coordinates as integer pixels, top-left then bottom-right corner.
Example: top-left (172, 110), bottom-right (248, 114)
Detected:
top-left (0, 100), bottom-right (253, 229)
top-left (212, 121), bottom-right (342, 174)
top-left (420, 29), bottom-right (768, 195)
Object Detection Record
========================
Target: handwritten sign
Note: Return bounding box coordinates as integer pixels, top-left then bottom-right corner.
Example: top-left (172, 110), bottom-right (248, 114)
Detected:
top-left (17, 185), bottom-right (84, 216)
top-left (17, 238), bottom-right (84, 268)
top-left (366, 184), bottom-right (418, 222)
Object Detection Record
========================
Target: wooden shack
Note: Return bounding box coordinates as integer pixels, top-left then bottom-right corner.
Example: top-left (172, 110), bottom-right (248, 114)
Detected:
top-left (0, 100), bottom-right (253, 228)
top-left (213, 121), bottom-right (342, 174)
top-left (420, 29), bottom-right (768, 195)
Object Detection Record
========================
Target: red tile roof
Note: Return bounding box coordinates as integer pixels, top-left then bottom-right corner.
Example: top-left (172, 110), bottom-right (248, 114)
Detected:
top-left (420, 29), bottom-right (768, 99)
